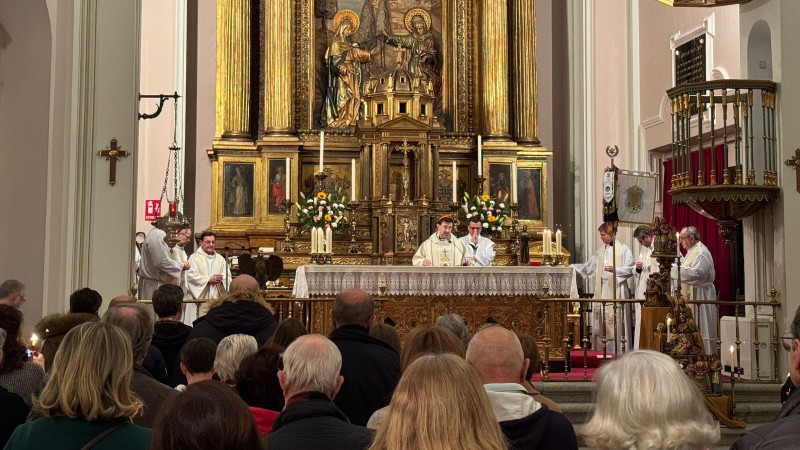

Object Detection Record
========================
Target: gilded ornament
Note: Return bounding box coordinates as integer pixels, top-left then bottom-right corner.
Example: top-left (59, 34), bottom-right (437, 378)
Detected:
top-left (404, 8), bottom-right (432, 33)
top-left (333, 9), bottom-right (360, 35)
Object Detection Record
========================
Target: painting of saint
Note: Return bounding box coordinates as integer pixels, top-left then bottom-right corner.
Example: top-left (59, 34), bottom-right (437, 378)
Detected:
top-left (488, 163), bottom-right (511, 203)
top-left (269, 160), bottom-right (287, 214)
top-left (517, 168), bottom-right (541, 221)
top-left (224, 163), bottom-right (254, 217)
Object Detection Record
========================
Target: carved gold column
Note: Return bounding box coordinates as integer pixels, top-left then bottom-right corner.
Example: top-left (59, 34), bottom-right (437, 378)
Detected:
top-left (510, 0), bottom-right (539, 145)
top-left (480, 0), bottom-right (510, 139)
top-left (215, 0), bottom-right (251, 140)
top-left (263, 0), bottom-right (294, 135)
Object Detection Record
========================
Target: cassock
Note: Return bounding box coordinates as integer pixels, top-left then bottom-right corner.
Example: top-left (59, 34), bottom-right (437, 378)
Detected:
top-left (573, 241), bottom-right (635, 352)
top-left (633, 245), bottom-right (659, 349)
top-left (138, 228), bottom-right (184, 300)
top-left (458, 235), bottom-right (496, 267)
top-left (187, 248), bottom-right (231, 319)
top-left (412, 233), bottom-right (473, 266)
top-left (674, 241), bottom-right (716, 352)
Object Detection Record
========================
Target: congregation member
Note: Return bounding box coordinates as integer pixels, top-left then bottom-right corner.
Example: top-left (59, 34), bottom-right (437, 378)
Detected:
top-left (329, 288), bottom-right (401, 426)
top-left (269, 317), bottom-right (308, 349)
top-left (581, 350), bottom-right (719, 450)
top-left (412, 215), bottom-right (473, 266)
top-left (103, 302), bottom-right (176, 428)
top-left (5, 322), bottom-right (152, 450)
top-left (0, 305), bottom-right (46, 408)
top-left (367, 325), bottom-right (466, 429)
top-left (268, 334), bottom-right (375, 449)
top-left (187, 230), bottom-right (231, 320)
top-left (175, 338), bottom-right (217, 391)
top-left (235, 343), bottom-right (285, 435)
top-left (573, 223), bottom-right (635, 352)
top-left (466, 326), bottom-right (577, 449)
top-left (151, 284), bottom-right (192, 387)
top-left (674, 225), bottom-right (717, 352)
top-left (214, 333), bottom-right (257, 386)
top-left (435, 313), bottom-right (471, 348)
top-left (632, 225), bottom-right (658, 349)
top-left (731, 305), bottom-right (800, 448)
top-left (459, 215), bottom-right (496, 266)
top-left (369, 353), bottom-right (507, 450)
top-left (137, 224), bottom-right (191, 300)
top-left (151, 380), bottom-right (262, 450)
top-left (0, 329), bottom-right (29, 447)
top-left (368, 323), bottom-right (401, 354)
top-left (36, 287), bottom-right (101, 372)
top-left (516, 333), bottom-right (561, 412)
top-left (187, 274), bottom-right (277, 346)
top-left (0, 280), bottom-right (26, 308)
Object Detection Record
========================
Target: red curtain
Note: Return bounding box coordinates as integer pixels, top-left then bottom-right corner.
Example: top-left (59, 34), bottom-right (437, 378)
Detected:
top-left (662, 145), bottom-right (733, 312)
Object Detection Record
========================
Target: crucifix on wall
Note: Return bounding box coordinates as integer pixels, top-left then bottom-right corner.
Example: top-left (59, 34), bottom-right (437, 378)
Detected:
top-left (96, 138), bottom-right (130, 186)
top-left (785, 148), bottom-right (800, 192)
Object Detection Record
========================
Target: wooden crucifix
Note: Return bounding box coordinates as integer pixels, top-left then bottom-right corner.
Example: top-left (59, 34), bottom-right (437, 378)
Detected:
top-left (398, 139), bottom-right (415, 205)
top-left (785, 148), bottom-right (800, 192)
top-left (96, 138), bottom-right (129, 186)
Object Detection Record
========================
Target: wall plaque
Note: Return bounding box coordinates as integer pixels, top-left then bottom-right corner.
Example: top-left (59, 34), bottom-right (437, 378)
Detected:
top-left (675, 35), bottom-right (706, 86)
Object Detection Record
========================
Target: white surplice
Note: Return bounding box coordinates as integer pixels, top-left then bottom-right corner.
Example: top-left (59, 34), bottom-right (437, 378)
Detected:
top-left (137, 228), bottom-right (183, 300)
top-left (459, 235), bottom-right (496, 267)
top-left (187, 248), bottom-right (231, 321)
top-left (673, 241), bottom-right (717, 353)
top-left (632, 245), bottom-right (659, 349)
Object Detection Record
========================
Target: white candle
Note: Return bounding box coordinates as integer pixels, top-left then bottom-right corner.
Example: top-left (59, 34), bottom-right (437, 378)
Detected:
top-left (511, 162), bottom-right (518, 204)
top-left (477, 135), bottom-right (483, 176)
top-left (317, 227), bottom-right (324, 255)
top-left (311, 228), bottom-right (317, 254)
top-left (285, 157), bottom-right (291, 201)
top-left (319, 131), bottom-right (325, 174)
top-left (666, 317), bottom-right (671, 339)
top-left (556, 230), bottom-right (562, 256)
top-left (676, 232), bottom-right (681, 257)
top-left (544, 229), bottom-right (550, 256)
top-left (326, 226), bottom-right (333, 254)
top-left (30, 333), bottom-right (38, 348)
top-left (351, 159), bottom-right (356, 201)
top-left (452, 161), bottom-right (457, 203)
top-left (729, 345), bottom-right (735, 374)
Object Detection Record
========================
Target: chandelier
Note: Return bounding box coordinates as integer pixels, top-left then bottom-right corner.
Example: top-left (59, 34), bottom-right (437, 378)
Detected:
top-left (153, 96), bottom-right (191, 247)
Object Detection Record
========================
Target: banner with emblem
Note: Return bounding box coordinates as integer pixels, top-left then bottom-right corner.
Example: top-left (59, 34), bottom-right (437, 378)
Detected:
top-left (615, 170), bottom-right (657, 224)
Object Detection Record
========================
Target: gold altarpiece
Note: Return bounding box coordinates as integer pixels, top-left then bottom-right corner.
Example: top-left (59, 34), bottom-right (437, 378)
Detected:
top-left (207, 0), bottom-right (570, 354)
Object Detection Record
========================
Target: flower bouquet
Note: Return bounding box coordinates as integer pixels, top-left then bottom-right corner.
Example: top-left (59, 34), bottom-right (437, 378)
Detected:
top-left (295, 187), bottom-right (348, 230)
top-left (462, 192), bottom-right (510, 237)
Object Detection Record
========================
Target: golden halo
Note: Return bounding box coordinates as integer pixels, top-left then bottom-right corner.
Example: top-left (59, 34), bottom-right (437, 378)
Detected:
top-left (333, 9), bottom-right (360, 36)
top-left (404, 8), bottom-right (432, 34)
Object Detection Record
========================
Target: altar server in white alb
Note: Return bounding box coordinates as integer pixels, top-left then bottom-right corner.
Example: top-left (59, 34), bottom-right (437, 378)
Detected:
top-left (674, 226), bottom-right (716, 352)
top-left (572, 223), bottom-right (635, 352)
top-left (459, 216), bottom-right (496, 267)
top-left (138, 225), bottom-right (191, 300)
top-left (187, 230), bottom-right (231, 319)
top-left (413, 215), bottom-right (474, 267)
top-left (632, 225), bottom-right (659, 349)
top-left (170, 228), bottom-right (193, 293)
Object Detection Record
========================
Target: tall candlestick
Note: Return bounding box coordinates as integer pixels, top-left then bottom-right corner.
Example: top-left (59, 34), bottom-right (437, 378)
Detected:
top-left (452, 161), bottom-right (457, 203)
top-left (311, 228), bottom-right (318, 254)
top-left (285, 157), bottom-right (291, 200)
top-left (555, 229), bottom-right (562, 256)
top-left (511, 162), bottom-right (518, 203)
top-left (676, 232), bottom-right (681, 257)
top-left (325, 226), bottom-right (333, 255)
top-left (667, 317), bottom-right (672, 340)
top-left (477, 135), bottom-right (483, 176)
top-left (350, 159), bottom-right (356, 201)
top-left (319, 131), bottom-right (325, 174)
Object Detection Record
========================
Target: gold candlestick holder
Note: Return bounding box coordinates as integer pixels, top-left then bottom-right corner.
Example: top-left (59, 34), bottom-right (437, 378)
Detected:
top-left (451, 201), bottom-right (460, 234)
top-left (348, 202), bottom-right (361, 254)
top-left (281, 199), bottom-right (294, 252)
top-left (541, 254), bottom-right (554, 266)
top-left (314, 172), bottom-right (328, 192)
top-left (475, 176), bottom-right (487, 196)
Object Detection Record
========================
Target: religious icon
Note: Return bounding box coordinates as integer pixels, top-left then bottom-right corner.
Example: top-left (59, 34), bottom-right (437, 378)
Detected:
top-left (488, 163), bottom-right (511, 203)
top-left (268, 160), bottom-right (288, 214)
top-left (517, 167), bottom-right (542, 221)
top-left (223, 163), bottom-right (254, 217)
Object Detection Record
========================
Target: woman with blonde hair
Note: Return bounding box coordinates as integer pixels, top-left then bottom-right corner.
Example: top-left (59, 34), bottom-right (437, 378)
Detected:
top-left (214, 333), bottom-right (258, 386)
top-left (5, 321), bottom-right (151, 449)
top-left (581, 350), bottom-right (720, 450)
top-left (369, 353), bottom-right (506, 450)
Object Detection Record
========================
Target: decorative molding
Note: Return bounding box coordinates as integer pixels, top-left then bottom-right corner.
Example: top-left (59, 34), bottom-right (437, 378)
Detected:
top-left (670, 13), bottom-right (716, 87)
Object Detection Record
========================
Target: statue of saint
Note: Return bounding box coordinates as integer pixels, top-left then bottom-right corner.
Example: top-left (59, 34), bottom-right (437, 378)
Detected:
top-left (385, 9), bottom-right (441, 98)
top-left (324, 10), bottom-right (376, 128)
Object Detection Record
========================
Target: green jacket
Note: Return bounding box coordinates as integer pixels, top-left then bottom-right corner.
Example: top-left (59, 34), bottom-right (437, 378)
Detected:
top-left (5, 416), bottom-right (151, 450)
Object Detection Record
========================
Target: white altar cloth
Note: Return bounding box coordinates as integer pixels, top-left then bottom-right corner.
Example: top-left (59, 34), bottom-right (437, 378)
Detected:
top-left (292, 265), bottom-right (579, 298)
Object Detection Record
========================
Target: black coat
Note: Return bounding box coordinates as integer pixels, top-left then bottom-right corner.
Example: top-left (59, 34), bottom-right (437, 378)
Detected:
top-left (328, 325), bottom-right (401, 426)
top-left (267, 391), bottom-right (373, 450)
top-left (187, 300), bottom-right (277, 346)
top-left (499, 405), bottom-right (578, 450)
top-left (0, 386), bottom-right (29, 448)
top-left (152, 321), bottom-right (192, 387)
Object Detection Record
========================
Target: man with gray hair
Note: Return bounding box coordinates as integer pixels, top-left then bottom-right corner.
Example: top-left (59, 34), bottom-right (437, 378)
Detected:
top-left (674, 225), bottom-right (716, 352)
top-left (102, 302), bottom-right (175, 428)
top-left (466, 326), bottom-right (577, 450)
top-left (268, 334), bottom-right (374, 449)
top-left (0, 280), bottom-right (26, 308)
top-left (435, 313), bottom-right (471, 347)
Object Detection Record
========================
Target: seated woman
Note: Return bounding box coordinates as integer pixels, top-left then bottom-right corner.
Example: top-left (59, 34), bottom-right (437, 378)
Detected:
top-left (0, 305), bottom-right (46, 408)
top-left (5, 322), bottom-right (151, 449)
top-left (235, 343), bottom-right (285, 436)
top-left (214, 333), bottom-right (257, 386)
top-left (581, 350), bottom-right (720, 450)
top-left (369, 353), bottom-right (507, 450)
top-left (151, 380), bottom-right (262, 450)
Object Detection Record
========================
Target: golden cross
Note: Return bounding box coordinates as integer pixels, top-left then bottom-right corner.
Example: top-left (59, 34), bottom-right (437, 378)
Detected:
top-left (785, 148), bottom-right (800, 192)
top-left (96, 138), bottom-right (130, 186)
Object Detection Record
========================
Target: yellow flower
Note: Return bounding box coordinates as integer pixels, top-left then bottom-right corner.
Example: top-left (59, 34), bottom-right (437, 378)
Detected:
top-left (317, 192), bottom-right (327, 200)
top-left (481, 194), bottom-right (490, 202)
top-left (324, 214), bottom-right (332, 221)
top-left (488, 216), bottom-right (497, 222)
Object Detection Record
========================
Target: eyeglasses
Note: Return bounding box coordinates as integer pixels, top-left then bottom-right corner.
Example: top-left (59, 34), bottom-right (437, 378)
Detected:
top-left (780, 333), bottom-right (797, 352)
top-left (468, 227), bottom-right (482, 231)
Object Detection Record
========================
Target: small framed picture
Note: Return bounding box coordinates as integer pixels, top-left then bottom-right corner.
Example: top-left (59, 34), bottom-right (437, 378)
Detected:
top-left (223, 163), bottom-right (255, 218)
top-left (516, 161), bottom-right (547, 226)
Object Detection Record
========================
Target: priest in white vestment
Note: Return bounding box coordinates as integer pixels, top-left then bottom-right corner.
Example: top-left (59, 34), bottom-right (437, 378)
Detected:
top-left (413, 216), bottom-right (474, 267)
top-left (187, 230), bottom-right (231, 320)
top-left (572, 224), bottom-right (635, 353)
top-left (458, 216), bottom-right (496, 267)
top-left (138, 226), bottom-right (191, 300)
top-left (632, 225), bottom-right (659, 349)
top-left (673, 226), bottom-right (717, 353)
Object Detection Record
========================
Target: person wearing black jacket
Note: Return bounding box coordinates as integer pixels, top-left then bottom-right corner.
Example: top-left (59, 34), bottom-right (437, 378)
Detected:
top-left (328, 288), bottom-right (400, 426)
top-left (151, 284), bottom-right (192, 387)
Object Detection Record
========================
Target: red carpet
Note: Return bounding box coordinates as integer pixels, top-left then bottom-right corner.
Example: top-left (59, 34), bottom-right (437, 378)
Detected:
top-left (530, 349), bottom-right (614, 381)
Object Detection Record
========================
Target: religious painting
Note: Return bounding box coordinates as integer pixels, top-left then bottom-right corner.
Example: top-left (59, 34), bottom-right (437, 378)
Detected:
top-left (299, 160), bottom-right (355, 200)
top-left (313, 0), bottom-right (446, 129)
top-left (438, 162), bottom-right (468, 205)
top-left (268, 159), bottom-right (288, 215)
top-left (516, 161), bottom-right (547, 226)
top-left (395, 214), bottom-right (418, 253)
top-left (488, 163), bottom-right (512, 204)
top-left (223, 163), bottom-right (254, 218)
